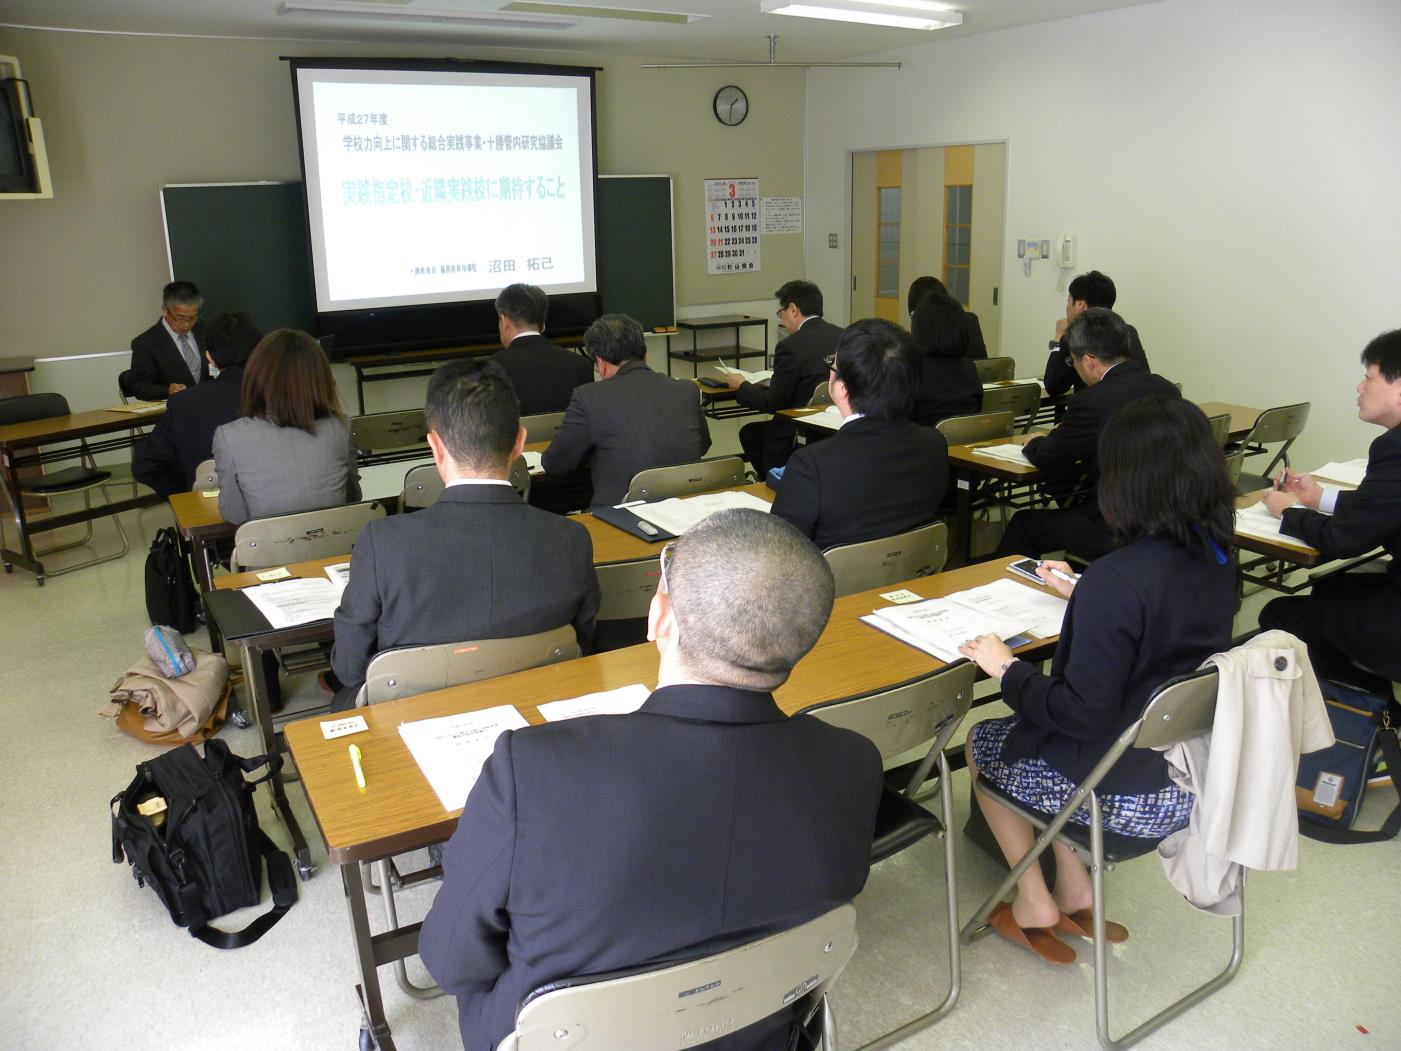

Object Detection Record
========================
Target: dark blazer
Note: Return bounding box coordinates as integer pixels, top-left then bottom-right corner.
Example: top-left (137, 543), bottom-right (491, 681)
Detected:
top-left (491, 333), bottom-right (593, 416)
top-left (911, 355), bottom-right (982, 428)
top-left (131, 366), bottom-right (244, 497)
top-left (1000, 535), bottom-right (1235, 794)
top-left (541, 360), bottom-right (711, 507)
top-left (129, 319), bottom-right (209, 401)
top-left (733, 317), bottom-right (843, 469)
top-left (331, 484), bottom-right (599, 691)
top-left (1024, 359), bottom-right (1179, 517)
top-left (419, 683), bottom-right (883, 1051)
top-left (1043, 323), bottom-right (1150, 399)
top-left (772, 416), bottom-right (948, 551)
top-left (963, 311), bottom-right (988, 361)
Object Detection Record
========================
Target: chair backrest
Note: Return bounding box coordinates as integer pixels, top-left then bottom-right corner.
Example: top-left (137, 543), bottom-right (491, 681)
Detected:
top-left (509, 455), bottom-right (531, 501)
top-left (349, 409), bottom-right (427, 456)
top-left (974, 356), bottom-right (1016, 383)
top-left (521, 411), bottom-right (566, 444)
top-left (230, 500), bottom-right (386, 571)
top-left (117, 369), bottom-right (137, 403)
top-left (979, 382), bottom-right (1041, 431)
top-left (1223, 448), bottom-right (1245, 487)
top-left (499, 903), bottom-right (859, 1051)
top-left (1205, 413), bottom-right (1231, 448)
top-left (0, 392), bottom-right (70, 427)
top-left (804, 662), bottom-right (975, 763)
top-left (595, 557), bottom-right (663, 621)
top-left (361, 625), bottom-right (580, 705)
top-left (823, 521), bottom-right (948, 597)
top-left (806, 381), bottom-right (832, 408)
top-left (1245, 402), bottom-right (1310, 447)
top-left (192, 458), bottom-right (218, 490)
top-left (624, 456), bottom-right (746, 503)
top-left (935, 409), bottom-right (1016, 447)
top-left (401, 463), bottom-right (443, 510)
top-left (1131, 667), bottom-right (1220, 751)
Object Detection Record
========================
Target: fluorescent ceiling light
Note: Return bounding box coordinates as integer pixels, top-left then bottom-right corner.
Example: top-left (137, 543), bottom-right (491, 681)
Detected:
top-left (277, 1), bottom-right (581, 31)
top-left (502, 2), bottom-right (708, 23)
top-left (760, 0), bottom-right (961, 31)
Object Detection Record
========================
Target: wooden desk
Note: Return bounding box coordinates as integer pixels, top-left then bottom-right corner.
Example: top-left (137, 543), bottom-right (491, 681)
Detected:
top-left (283, 560), bottom-right (1056, 1051)
top-left (0, 405), bottom-right (165, 583)
top-left (945, 434), bottom-right (1042, 565)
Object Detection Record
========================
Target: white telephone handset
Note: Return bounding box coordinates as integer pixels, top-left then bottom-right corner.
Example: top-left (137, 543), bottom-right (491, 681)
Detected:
top-left (1055, 233), bottom-right (1077, 269)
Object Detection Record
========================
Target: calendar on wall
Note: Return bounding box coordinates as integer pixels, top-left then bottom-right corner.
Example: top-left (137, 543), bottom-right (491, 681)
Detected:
top-left (704, 177), bottom-right (760, 275)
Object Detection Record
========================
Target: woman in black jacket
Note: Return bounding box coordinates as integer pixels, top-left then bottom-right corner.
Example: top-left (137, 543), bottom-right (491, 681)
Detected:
top-left (909, 290), bottom-right (982, 427)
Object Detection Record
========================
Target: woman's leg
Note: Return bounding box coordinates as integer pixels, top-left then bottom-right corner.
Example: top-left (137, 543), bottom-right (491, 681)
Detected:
top-left (1050, 841), bottom-right (1093, 913)
top-left (966, 737), bottom-right (1060, 929)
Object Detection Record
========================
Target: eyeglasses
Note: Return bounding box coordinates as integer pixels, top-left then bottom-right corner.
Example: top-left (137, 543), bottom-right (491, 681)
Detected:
top-left (823, 353), bottom-right (837, 374)
top-left (165, 310), bottom-right (199, 326)
top-left (658, 541), bottom-right (676, 595)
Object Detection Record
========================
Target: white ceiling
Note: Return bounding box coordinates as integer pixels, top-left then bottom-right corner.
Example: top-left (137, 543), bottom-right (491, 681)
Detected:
top-left (2, 0), bottom-right (1157, 64)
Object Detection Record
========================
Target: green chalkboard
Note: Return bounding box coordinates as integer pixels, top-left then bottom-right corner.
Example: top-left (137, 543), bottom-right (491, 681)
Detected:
top-left (161, 182), bottom-right (316, 334)
top-left (597, 175), bottom-right (675, 330)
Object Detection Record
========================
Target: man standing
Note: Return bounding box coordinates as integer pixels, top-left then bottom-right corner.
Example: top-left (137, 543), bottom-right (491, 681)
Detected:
top-left (328, 359), bottom-right (599, 712)
top-left (772, 318), bottom-right (948, 550)
top-left (420, 509), bottom-right (882, 1051)
top-left (995, 309), bottom-right (1180, 561)
top-left (1259, 330), bottom-right (1401, 686)
top-left (489, 282), bottom-right (592, 415)
top-left (542, 313), bottom-right (711, 507)
top-left (129, 280), bottom-right (209, 400)
top-left (725, 280), bottom-right (843, 476)
top-left (1043, 270), bottom-right (1151, 398)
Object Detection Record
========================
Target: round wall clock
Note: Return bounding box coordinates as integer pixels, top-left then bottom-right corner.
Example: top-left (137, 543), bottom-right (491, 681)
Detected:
top-left (713, 85), bottom-right (749, 127)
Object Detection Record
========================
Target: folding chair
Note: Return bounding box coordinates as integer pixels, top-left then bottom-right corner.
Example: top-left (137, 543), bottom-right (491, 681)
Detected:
top-left (823, 521), bottom-right (948, 597)
top-left (399, 458), bottom-right (529, 511)
top-left (349, 408), bottom-right (427, 461)
top-left (1232, 402), bottom-right (1309, 493)
top-left (623, 456), bottom-right (746, 502)
top-left (1204, 413), bottom-right (1231, 449)
top-left (962, 667), bottom-right (1243, 1049)
top-left (0, 392), bottom-right (130, 583)
top-left (521, 410), bottom-right (566, 444)
top-left (974, 356), bottom-right (1016, 383)
top-left (807, 380), bottom-right (832, 408)
top-left (934, 409), bottom-right (1015, 448)
top-left (805, 661), bottom-right (977, 1044)
top-left (980, 382), bottom-right (1042, 434)
top-left (499, 904), bottom-right (859, 1051)
top-left (229, 500), bottom-right (386, 572)
top-left (191, 458), bottom-right (218, 490)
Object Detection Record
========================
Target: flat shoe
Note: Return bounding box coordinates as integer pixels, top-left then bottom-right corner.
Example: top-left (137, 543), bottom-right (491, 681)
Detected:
top-left (1055, 909), bottom-right (1129, 944)
top-left (988, 902), bottom-right (1077, 965)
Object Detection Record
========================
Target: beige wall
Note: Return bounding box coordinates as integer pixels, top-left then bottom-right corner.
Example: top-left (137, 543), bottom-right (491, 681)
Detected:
top-left (0, 27), bottom-right (805, 364)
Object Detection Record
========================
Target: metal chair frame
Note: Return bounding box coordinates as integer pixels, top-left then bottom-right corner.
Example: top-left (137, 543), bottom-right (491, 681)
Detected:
top-left (822, 521), bottom-right (948, 598)
top-left (1234, 402), bottom-right (1310, 492)
top-left (979, 382), bottom-right (1042, 433)
top-left (623, 456), bottom-right (746, 503)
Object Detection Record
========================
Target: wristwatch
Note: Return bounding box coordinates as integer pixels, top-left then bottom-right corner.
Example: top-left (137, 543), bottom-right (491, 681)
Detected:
top-left (1047, 339), bottom-right (1060, 351)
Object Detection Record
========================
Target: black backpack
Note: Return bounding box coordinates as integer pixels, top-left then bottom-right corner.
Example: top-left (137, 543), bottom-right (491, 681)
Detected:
top-left (111, 740), bottom-right (297, 948)
top-left (145, 526), bottom-right (198, 634)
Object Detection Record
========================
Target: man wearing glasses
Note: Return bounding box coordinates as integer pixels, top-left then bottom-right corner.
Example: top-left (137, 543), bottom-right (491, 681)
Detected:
top-left (421, 509), bottom-right (882, 1051)
top-left (128, 280), bottom-right (209, 400)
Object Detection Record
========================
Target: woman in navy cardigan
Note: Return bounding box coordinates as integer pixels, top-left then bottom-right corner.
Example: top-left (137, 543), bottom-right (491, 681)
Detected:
top-left (959, 396), bottom-right (1236, 964)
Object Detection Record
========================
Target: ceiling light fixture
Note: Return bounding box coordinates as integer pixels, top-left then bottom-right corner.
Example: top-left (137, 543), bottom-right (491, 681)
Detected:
top-left (759, 0), bottom-right (961, 32)
top-left (501, 2), bottom-right (708, 24)
top-left (276, 1), bottom-right (581, 32)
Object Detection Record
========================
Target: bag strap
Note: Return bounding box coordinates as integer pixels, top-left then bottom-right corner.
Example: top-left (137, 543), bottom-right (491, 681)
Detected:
top-left (188, 828), bottom-right (298, 949)
top-left (1299, 727), bottom-right (1401, 844)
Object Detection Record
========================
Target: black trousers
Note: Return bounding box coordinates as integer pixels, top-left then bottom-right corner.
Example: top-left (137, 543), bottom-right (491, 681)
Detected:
top-left (738, 420), bottom-right (797, 478)
top-left (1259, 571), bottom-right (1401, 688)
top-left (992, 507), bottom-right (1117, 562)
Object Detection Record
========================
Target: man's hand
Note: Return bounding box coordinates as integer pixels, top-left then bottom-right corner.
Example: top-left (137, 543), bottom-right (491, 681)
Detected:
top-left (722, 373), bottom-right (744, 391)
top-left (1054, 318), bottom-right (1069, 340)
top-left (1261, 490), bottom-right (1299, 517)
top-left (166, 383), bottom-right (187, 397)
top-left (1274, 470), bottom-right (1323, 509)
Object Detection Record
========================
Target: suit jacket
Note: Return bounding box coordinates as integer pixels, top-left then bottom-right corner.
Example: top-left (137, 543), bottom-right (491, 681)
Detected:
top-left (1000, 535), bottom-right (1235, 794)
top-left (129, 319), bottom-right (209, 401)
top-left (1280, 424), bottom-right (1401, 582)
top-left (1023, 359), bottom-right (1179, 517)
top-left (733, 317), bottom-right (843, 469)
top-left (1043, 323), bottom-right (1150, 399)
top-left (331, 484), bottom-right (599, 690)
top-left (419, 683), bottom-right (883, 1051)
top-left (131, 366), bottom-right (244, 497)
top-left (772, 416), bottom-right (949, 551)
top-left (963, 311), bottom-right (988, 361)
top-left (911, 355), bottom-right (982, 428)
top-left (541, 360), bottom-right (711, 507)
top-left (212, 414), bottom-right (361, 525)
top-left (490, 334), bottom-right (593, 416)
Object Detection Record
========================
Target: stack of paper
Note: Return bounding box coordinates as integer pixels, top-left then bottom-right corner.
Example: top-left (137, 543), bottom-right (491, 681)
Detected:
top-left (523, 450), bottom-right (544, 475)
top-left (798, 405), bottom-right (845, 431)
top-left (972, 443), bottom-right (1034, 467)
top-left (241, 577), bottom-right (344, 629)
top-left (399, 705), bottom-right (529, 811)
top-left (632, 490), bottom-right (771, 535)
top-left (324, 561), bottom-right (351, 593)
top-left (1309, 459), bottom-right (1366, 488)
top-left (107, 401), bottom-right (164, 414)
top-left (715, 364), bottom-right (774, 385)
top-left (1234, 503), bottom-right (1313, 546)
top-left (863, 579), bottom-right (1068, 662)
top-left (537, 683), bottom-right (652, 722)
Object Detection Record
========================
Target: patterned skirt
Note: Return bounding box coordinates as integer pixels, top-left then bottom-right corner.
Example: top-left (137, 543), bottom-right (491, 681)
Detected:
top-left (970, 716), bottom-right (1193, 841)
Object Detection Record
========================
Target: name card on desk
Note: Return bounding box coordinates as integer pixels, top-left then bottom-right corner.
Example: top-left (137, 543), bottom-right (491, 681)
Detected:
top-left (321, 715), bottom-right (368, 740)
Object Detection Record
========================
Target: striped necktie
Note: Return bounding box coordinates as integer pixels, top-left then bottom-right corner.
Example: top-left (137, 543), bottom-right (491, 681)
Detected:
top-left (178, 334), bottom-right (199, 382)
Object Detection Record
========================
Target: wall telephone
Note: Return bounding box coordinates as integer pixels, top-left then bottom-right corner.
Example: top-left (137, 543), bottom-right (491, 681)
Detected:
top-left (1055, 233), bottom-right (1077, 269)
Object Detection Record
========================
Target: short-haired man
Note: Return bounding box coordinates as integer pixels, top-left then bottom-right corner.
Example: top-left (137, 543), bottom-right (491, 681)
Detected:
top-left (420, 509), bottom-right (882, 1051)
top-left (328, 359), bottom-right (599, 712)
top-left (996, 308), bottom-right (1180, 561)
top-left (1259, 330), bottom-right (1401, 686)
top-left (132, 310), bottom-right (261, 497)
top-left (723, 280), bottom-right (843, 476)
top-left (541, 313), bottom-right (711, 507)
top-left (1043, 270), bottom-right (1151, 399)
top-left (129, 280), bottom-right (209, 400)
top-left (490, 282), bottom-right (592, 415)
top-left (772, 318), bottom-right (949, 550)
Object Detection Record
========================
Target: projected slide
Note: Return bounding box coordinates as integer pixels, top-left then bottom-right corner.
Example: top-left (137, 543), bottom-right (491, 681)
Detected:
top-left (294, 65), bottom-right (597, 314)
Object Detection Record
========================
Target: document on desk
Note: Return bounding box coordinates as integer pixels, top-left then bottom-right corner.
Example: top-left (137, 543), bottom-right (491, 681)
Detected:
top-left (798, 406), bottom-right (844, 432)
top-left (971, 443), bottom-right (1034, 466)
top-left (537, 683), bottom-right (652, 722)
top-left (948, 579), bottom-right (1068, 639)
top-left (1234, 503), bottom-right (1314, 546)
top-left (107, 400), bottom-right (165, 414)
top-left (324, 561), bottom-right (351, 595)
top-left (862, 600), bottom-right (1025, 663)
top-left (714, 365), bottom-right (774, 385)
top-left (523, 450), bottom-right (544, 475)
top-left (241, 577), bottom-right (343, 629)
top-left (1309, 459), bottom-right (1366, 488)
top-left (632, 490), bottom-right (772, 535)
top-left (399, 705), bottom-right (529, 812)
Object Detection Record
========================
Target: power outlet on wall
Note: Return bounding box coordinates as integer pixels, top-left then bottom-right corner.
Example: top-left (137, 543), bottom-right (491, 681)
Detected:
top-left (828, 233), bottom-right (839, 249)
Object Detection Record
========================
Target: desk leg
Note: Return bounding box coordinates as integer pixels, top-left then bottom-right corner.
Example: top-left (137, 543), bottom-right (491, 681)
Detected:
top-left (344, 861), bottom-right (398, 1051)
top-left (190, 535), bottom-right (224, 653)
top-left (0, 449), bottom-right (43, 580)
top-left (241, 640), bottom-right (313, 876)
top-left (952, 472), bottom-right (974, 568)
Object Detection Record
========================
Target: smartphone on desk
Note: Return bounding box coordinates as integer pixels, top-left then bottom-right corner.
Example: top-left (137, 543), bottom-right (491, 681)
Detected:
top-left (1006, 558), bottom-right (1045, 585)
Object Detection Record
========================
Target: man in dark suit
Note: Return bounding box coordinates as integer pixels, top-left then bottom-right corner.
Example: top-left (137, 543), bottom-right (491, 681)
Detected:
top-left (542, 313), bottom-right (711, 507)
top-left (420, 508), bottom-right (883, 1051)
top-left (995, 308), bottom-right (1180, 561)
top-left (772, 318), bottom-right (949, 550)
top-left (908, 275), bottom-right (987, 360)
top-left (724, 280), bottom-right (843, 475)
top-left (489, 282), bottom-right (592, 415)
top-left (327, 359), bottom-right (600, 712)
top-left (128, 280), bottom-right (210, 400)
top-left (1042, 271), bottom-right (1150, 399)
top-left (131, 310), bottom-right (260, 497)
top-left (1259, 329), bottom-right (1401, 685)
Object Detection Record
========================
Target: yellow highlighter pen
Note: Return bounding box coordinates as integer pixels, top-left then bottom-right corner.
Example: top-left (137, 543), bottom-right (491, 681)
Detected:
top-left (349, 743), bottom-right (367, 792)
